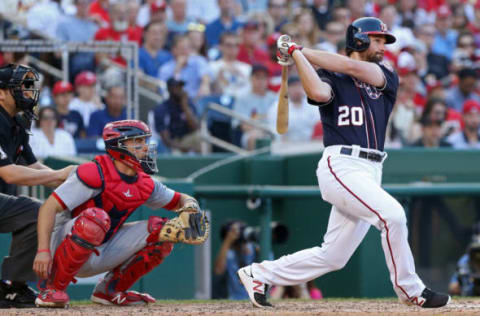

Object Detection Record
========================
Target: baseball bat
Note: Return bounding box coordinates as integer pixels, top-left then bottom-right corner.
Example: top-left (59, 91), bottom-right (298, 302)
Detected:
top-left (276, 66), bottom-right (289, 134)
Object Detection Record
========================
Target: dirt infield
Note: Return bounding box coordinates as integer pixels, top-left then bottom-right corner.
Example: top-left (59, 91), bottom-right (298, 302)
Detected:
top-left (3, 298), bottom-right (480, 316)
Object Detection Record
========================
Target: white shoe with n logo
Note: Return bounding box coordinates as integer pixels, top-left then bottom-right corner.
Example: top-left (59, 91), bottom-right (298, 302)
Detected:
top-left (237, 265), bottom-right (273, 308)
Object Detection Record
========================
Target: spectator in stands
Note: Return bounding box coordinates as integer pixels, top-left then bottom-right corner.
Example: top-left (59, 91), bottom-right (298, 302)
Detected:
top-left (346, 0), bottom-right (367, 21)
top-left (310, 0), bottom-right (332, 30)
top-left (237, 21), bottom-right (270, 65)
top-left (331, 6), bottom-right (351, 30)
top-left (56, 0), bottom-right (98, 82)
top-left (126, 0), bottom-right (141, 31)
top-left (315, 21), bottom-right (344, 53)
top-left (379, 5), bottom-right (416, 54)
top-left (292, 8), bottom-right (320, 48)
top-left (137, 0), bottom-right (167, 27)
top-left (30, 107), bottom-right (77, 159)
top-left (166, 0), bottom-right (192, 34)
top-left (468, 2), bottom-right (480, 47)
top-left (139, 21), bottom-right (172, 77)
top-left (210, 32), bottom-right (251, 97)
top-left (267, 76), bottom-right (319, 143)
top-left (447, 100), bottom-right (480, 149)
top-left (267, 0), bottom-right (288, 32)
top-left (452, 31), bottom-right (479, 72)
top-left (159, 34), bottom-right (211, 99)
top-left (87, 85), bottom-right (127, 137)
top-left (51, 81), bottom-right (85, 139)
top-left (187, 23), bottom-right (208, 58)
top-left (153, 78), bottom-right (201, 153)
top-left (451, 3), bottom-right (469, 32)
top-left (186, 0), bottom-right (220, 25)
top-left (415, 23), bottom-right (451, 80)
top-left (88, 0), bottom-right (110, 28)
top-left (445, 68), bottom-right (480, 113)
top-left (69, 71), bottom-right (103, 128)
top-left (411, 117), bottom-right (451, 148)
top-left (26, 0), bottom-right (62, 39)
top-left (233, 64), bottom-right (276, 150)
top-left (205, 0), bottom-right (242, 48)
top-left (94, 1), bottom-right (143, 67)
top-left (432, 5), bottom-right (458, 61)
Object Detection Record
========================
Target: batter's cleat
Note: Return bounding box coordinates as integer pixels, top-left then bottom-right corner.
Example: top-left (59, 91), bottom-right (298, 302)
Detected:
top-left (419, 288), bottom-right (451, 308)
top-left (0, 281), bottom-right (37, 308)
top-left (35, 289), bottom-right (69, 308)
top-left (237, 265), bottom-right (273, 308)
top-left (91, 290), bottom-right (155, 306)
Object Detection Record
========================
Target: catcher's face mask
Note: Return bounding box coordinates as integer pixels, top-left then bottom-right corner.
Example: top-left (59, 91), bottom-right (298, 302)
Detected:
top-left (118, 135), bottom-right (158, 174)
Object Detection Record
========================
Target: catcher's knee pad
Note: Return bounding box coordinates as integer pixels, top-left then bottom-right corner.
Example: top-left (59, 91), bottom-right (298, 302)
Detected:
top-left (106, 218), bottom-right (173, 292)
top-left (48, 207), bottom-right (111, 291)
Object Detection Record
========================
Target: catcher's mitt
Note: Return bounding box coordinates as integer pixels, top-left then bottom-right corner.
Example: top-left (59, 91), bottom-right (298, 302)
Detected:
top-left (159, 211), bottom-right (209, 245)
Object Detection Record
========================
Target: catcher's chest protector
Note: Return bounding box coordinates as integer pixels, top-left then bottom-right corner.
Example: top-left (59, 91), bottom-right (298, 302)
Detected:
top-left (74, 154), bottom-right (155, 242)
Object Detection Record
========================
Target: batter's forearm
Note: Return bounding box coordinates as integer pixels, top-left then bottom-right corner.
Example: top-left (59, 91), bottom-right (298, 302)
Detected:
top-left (292, 50), bottom-right (331, 102)
top-left (301, 48), bottom-right (385, 87)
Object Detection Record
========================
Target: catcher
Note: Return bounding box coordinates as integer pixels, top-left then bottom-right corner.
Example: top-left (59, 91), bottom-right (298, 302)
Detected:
top-left (32, 120), bottom-right (209, 308)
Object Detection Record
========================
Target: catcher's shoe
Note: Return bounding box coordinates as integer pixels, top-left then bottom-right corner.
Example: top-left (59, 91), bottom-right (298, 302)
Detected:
top-left (419, 288), bottom-right (451, 308)
top-left (35, 289), bottom-right (69, 308)
top-left (91, 289), bottom-right (155, 306)
top-left (237, 265), bottom-right (273, 308)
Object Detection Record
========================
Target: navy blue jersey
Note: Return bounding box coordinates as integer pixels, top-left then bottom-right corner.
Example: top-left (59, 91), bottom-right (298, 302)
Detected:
top-left (308, 62), bottom-right (399, 151)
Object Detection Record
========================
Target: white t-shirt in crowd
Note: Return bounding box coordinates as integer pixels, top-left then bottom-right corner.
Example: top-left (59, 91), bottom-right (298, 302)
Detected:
top-left (30, 128), bottom-right (77, 159)
top-left (69, 97), bottom-right (104, 128)
top-left (209, 60), bottom-right (252, 97)
top-left (267, 97), bottom-right (320, 142)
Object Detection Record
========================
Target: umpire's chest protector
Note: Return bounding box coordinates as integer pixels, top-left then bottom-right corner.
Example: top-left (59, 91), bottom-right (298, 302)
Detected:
top-left (73, 154), bottom-right (155, 242)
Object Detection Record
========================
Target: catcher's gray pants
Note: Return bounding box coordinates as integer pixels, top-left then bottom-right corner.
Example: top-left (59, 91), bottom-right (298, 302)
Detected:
top-left (0, 193), bottom-right (41, 282)
top-left (50, 212), bottom-right (153, 277)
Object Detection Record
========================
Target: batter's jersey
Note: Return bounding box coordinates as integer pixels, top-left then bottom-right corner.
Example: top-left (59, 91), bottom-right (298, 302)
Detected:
top-left (308, 62), bottom-right (399, 151)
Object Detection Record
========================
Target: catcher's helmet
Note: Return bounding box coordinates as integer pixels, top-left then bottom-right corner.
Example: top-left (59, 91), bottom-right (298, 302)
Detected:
top-left (346, 17), bottom-right (396, 52)
top-left (103, 120), bottom-right (158, 174)
top-left (0, 64), bottom-right (40, 121)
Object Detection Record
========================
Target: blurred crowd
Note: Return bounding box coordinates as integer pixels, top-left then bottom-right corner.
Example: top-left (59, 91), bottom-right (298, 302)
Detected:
top-left (1, 0), bottom-right (480, 156)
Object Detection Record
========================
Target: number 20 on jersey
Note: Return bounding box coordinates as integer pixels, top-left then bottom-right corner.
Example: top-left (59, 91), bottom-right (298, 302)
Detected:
top-left (338, 105), bottom-right (364, 126)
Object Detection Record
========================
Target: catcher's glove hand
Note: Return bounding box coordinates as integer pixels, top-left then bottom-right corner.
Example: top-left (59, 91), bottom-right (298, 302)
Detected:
top-left (176, 198), bottom-right (200, 213)
top-left (159, 211), bottom-right (209, 245)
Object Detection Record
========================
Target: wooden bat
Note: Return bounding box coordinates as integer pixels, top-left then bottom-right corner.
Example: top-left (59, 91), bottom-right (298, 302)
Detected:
top-left (276, 66), bottom-right (289, 134)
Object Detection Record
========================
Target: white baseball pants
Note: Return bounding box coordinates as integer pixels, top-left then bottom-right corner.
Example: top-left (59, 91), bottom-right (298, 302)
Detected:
top-left (251, 145), bottom-right (425, 302)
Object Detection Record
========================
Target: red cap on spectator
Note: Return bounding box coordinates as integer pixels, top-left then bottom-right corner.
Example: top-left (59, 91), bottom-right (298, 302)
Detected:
top-left (463, 100), bottom-right (480, 114)
top-left (436, 5), bottom-right (452, 18)
top-left (52, 81), bottom-right (73, 95)
top-left (151, 0), bottom-right (166, 13)
top-left (475, 1), bottom-right (480, 10)
top-left (267, 32), bottom-right (281, 47)
top-left (74, 71), bottom-right (97, 87)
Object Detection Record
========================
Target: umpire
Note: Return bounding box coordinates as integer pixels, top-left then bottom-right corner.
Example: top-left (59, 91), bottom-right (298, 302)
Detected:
top-left (0, 63), bottom-right (74, 308)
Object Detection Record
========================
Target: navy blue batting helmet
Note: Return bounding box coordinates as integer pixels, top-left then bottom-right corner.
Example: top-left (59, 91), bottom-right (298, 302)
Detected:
top-left (346, 17), bottom-right (396, 52)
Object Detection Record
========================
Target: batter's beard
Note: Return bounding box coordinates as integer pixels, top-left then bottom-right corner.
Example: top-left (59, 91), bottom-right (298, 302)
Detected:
top-left (367, 52), bottom-right (384, 63)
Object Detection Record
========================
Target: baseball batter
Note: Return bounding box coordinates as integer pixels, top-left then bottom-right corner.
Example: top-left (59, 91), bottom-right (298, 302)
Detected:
top-left (33, 120), bottom-right (208, 308)
top-left (238, 17), bottom-right (450, 308)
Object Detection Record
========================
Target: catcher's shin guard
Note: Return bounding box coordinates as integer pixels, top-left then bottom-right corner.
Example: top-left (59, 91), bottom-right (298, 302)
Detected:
top-left (102, 216), bottom-right (173, 293)
top-left (47, 208), bottom-right (110, 291)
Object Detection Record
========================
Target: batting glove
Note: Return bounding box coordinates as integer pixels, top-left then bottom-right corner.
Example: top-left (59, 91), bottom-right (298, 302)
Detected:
top-left (277, 34), bottom-right (303, 57)
top-left (276, 51), bottom-right (294, 66)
